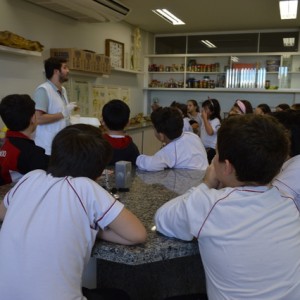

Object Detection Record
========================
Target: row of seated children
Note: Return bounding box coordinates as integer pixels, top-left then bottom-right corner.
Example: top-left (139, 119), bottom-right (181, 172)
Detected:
top-left (1, 92), bottom-right (300, 299)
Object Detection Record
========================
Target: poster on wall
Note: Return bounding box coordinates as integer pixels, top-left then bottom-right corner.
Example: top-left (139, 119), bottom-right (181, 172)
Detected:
top-left (119, 87), bottom-right (131, 106)
top-left (73, 80), bottom-right (90, 116)
top-left (91, 85), bottom-right (106, 119)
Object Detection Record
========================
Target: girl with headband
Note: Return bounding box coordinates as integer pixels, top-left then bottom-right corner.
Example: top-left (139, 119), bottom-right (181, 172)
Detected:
top-left (229, 99), bottom-right (253, 116)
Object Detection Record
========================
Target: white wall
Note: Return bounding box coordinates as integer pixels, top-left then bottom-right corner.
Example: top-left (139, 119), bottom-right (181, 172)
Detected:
top-left (0, 0), bottom-right (154, 127)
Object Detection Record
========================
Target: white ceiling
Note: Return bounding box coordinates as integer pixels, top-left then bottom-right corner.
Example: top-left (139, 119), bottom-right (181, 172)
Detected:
top-left (121, 0), bottom-right (300, 34)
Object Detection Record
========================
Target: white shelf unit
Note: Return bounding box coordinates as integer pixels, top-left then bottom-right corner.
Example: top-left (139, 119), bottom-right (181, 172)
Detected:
top-left (144, 53), bottom-right (300, 90)
top-left (143, 52), bottom-right (300, 115)
top-left (0, 45), bottom-right (42, 57)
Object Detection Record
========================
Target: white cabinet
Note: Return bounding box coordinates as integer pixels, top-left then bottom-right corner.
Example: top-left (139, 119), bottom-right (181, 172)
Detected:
top-left (127, 125), bottom-right (162, 155)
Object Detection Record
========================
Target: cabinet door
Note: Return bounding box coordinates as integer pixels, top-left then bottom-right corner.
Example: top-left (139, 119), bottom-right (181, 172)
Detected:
top-left (142, 127), bottom-right (162, 155)
top-left (129, 129), bottom-right (143, 153)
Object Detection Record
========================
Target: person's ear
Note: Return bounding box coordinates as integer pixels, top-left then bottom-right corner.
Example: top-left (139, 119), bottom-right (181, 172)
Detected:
top-left (224, 159), bottom-right (235, 176)
top-left (157, 132), bottom-right (166, 142)
top-left (30, 114), bottom-right (37, 125)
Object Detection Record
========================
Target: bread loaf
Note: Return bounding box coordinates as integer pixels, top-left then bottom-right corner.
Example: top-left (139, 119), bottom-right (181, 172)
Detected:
top-left (0, 31), bottom-right (44, 52)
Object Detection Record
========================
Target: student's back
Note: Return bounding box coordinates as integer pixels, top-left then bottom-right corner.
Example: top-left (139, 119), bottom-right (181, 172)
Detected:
top-left (102, 99), bottom-right (140, 165)
top-left (136, 107), bottom-right (208, 171)
top-left (0, 94), bottom-right (49, 184)
top-left (155, 115), bottom-right (300, 299)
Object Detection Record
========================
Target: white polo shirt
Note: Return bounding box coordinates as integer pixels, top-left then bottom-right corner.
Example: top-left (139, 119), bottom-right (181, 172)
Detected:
top-left (0, 170), bottom-right (124, 300)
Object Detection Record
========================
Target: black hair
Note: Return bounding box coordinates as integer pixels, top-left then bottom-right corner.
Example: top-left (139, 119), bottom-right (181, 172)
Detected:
top-left (202, 98), bottom-right (222, 121)
top-left (217, 114), bottom-right (289, 185)
top-left (276, 103), bottom-right (290, 111)
top-left (102, 99), bottom-right (130, 131)
top-left (0, 94), bottom-right (35, 131)
top-left (151, 107), bottom-right (183, 140)
top-left (271, 110), bottom-right (300, 157)
top-left (257, 103), bottom-right (271, 114)
top-left (170, 101), bottom-right (189, 118)
top-left (48, 124), bottom-right (112, 180)
top-left (44, 57), bottom-right (67, 79)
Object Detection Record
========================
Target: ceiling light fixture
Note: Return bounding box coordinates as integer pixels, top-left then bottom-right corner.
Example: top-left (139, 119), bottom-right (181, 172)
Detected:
top-left (201, 40), bottom-right (217, 48)
top-left (152, 9), bottom-right (185, 25)
top-left (283, 37), bottom-right (295, 46)
top-left (279, 0), bottom-right (298, 19)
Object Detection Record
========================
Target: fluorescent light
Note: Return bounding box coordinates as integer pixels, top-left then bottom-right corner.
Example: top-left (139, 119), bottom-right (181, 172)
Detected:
top-left (201, 40), bottom-right (217, 48)
top-left (152, 9), bottom-right (185, 25)
top-left (279, 0), bottom-right (298, 19)
top-left (283, 37), bottom-right (295, 46)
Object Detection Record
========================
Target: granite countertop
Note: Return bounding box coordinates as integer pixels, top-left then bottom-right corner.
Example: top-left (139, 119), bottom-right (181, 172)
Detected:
top-left (0, 168), bottom-right (205, 266)
top-left (93, 168), bottom-right (205, 265)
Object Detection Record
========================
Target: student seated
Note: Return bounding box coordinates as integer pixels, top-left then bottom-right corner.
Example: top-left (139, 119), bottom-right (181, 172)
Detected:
top-left (228, 99), bottom-right (253, 116)
top-left (102, 99), bottom-right (140, 165)
top-left (272, 109), bottom-right (300, 208)
top-left (155, 114), bottom-right (300, 300)
top-left (275, 103), bottom-right (290, 111)
top-left (0, 94), bottom-right (49, 185)
top-left (170, 101), bottom-right (193, 133)
top-left (254, 103), bottom-right (271, 115)
top-left (136, 107), bottom-right (208, 171)
top-left (0, 123), bottom-right (146, 300)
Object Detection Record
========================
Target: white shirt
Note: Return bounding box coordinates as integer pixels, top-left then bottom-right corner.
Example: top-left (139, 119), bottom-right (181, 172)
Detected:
top-left (273, 155), bottom-right (300, 209)
top-left (200, 117), bottom-right (220, 149)
top-left (136, 132), bottom-right (208, 171)
top-left (0, 170), bottom-right (124, 300)
top-left (34, 80), bottom-right (69, 155)
top-left (155, 183), bottom-right (300, 300)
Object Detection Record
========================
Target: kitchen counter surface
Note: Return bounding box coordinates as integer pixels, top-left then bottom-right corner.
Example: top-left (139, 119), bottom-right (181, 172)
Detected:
top-left (0, 168), bottom-right (205, 266)
top-left (93, 168), bottom-right (205, 265)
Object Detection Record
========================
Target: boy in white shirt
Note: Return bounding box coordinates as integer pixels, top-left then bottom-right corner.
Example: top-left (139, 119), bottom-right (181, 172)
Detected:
top-left (136, 107), bottom-right (208, 171)
top-left (155, 114), bottom-right (300, 300)
top-left (0, 124), bottom-right (146, 300)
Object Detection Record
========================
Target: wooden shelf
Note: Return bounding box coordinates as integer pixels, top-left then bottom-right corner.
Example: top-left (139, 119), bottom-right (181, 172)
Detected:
top-left (0, 45), bottom-right (42, 57)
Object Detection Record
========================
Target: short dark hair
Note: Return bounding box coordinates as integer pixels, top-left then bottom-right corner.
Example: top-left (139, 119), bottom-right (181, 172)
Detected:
top-left (102, 99), bottom-right (130, 131)
top-left (48, 124), bottom-right (112, 180)
top-left (271, 110), bottom-right (300, 157)
top-left (151, 107), bottom-right (183, 140)
top-left (217, 114), bottom-right (289, 185)
top-left (170, 101), bottom-right (189, 118)
top-left (44, 57), bottom-right (67, 79)
top-left (202, 98), bottom-right (222, 121)
top-left (276, 103), bottom-right (290, 111)
top-left (257, 103), bottom-right (271, 114)
top-left (0, 94), bottom-right (35, 131)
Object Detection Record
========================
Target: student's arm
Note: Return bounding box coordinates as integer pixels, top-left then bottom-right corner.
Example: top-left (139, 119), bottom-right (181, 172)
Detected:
top-left (155, 191), bottom-right (196, 241)
top-left (203, 162), bottom-right (222, 189)
top-left (97, 207), bottom-right (147, 245)
top-left (201, 110), bottom-right (214, 135)
top-left (0, 200), bottom-right (7, 221)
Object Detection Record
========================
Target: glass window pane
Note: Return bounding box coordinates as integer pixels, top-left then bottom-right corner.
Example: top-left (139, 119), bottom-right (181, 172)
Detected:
top-left (155, 36), bottom-right (187, 54)
top-left (187, 33), bottom-right (259, 53)
top-left (259, 31), bottom-right (299, 52)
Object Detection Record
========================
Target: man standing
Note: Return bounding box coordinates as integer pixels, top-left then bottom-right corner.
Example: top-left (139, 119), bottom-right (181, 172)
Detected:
top-left (34, 57), bottom-right (76, 154)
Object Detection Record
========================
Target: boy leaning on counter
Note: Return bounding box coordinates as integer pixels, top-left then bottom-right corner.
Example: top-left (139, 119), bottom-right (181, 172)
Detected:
top-left (0, 123), bottom-right (146, 300)
top-left (155, 114), bottom-right (300, 300)
top-left (136, 106), bottom-right (208, 171)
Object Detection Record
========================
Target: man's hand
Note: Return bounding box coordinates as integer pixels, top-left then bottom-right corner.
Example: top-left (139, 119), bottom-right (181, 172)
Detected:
top-left (62, 102), bottom-right (77, 118)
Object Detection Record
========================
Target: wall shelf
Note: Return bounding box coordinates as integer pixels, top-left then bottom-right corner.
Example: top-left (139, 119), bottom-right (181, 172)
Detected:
top-left (112, 67), bottom-right (143, 74)
top-left (0, 45), bottom-right (42, 57)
